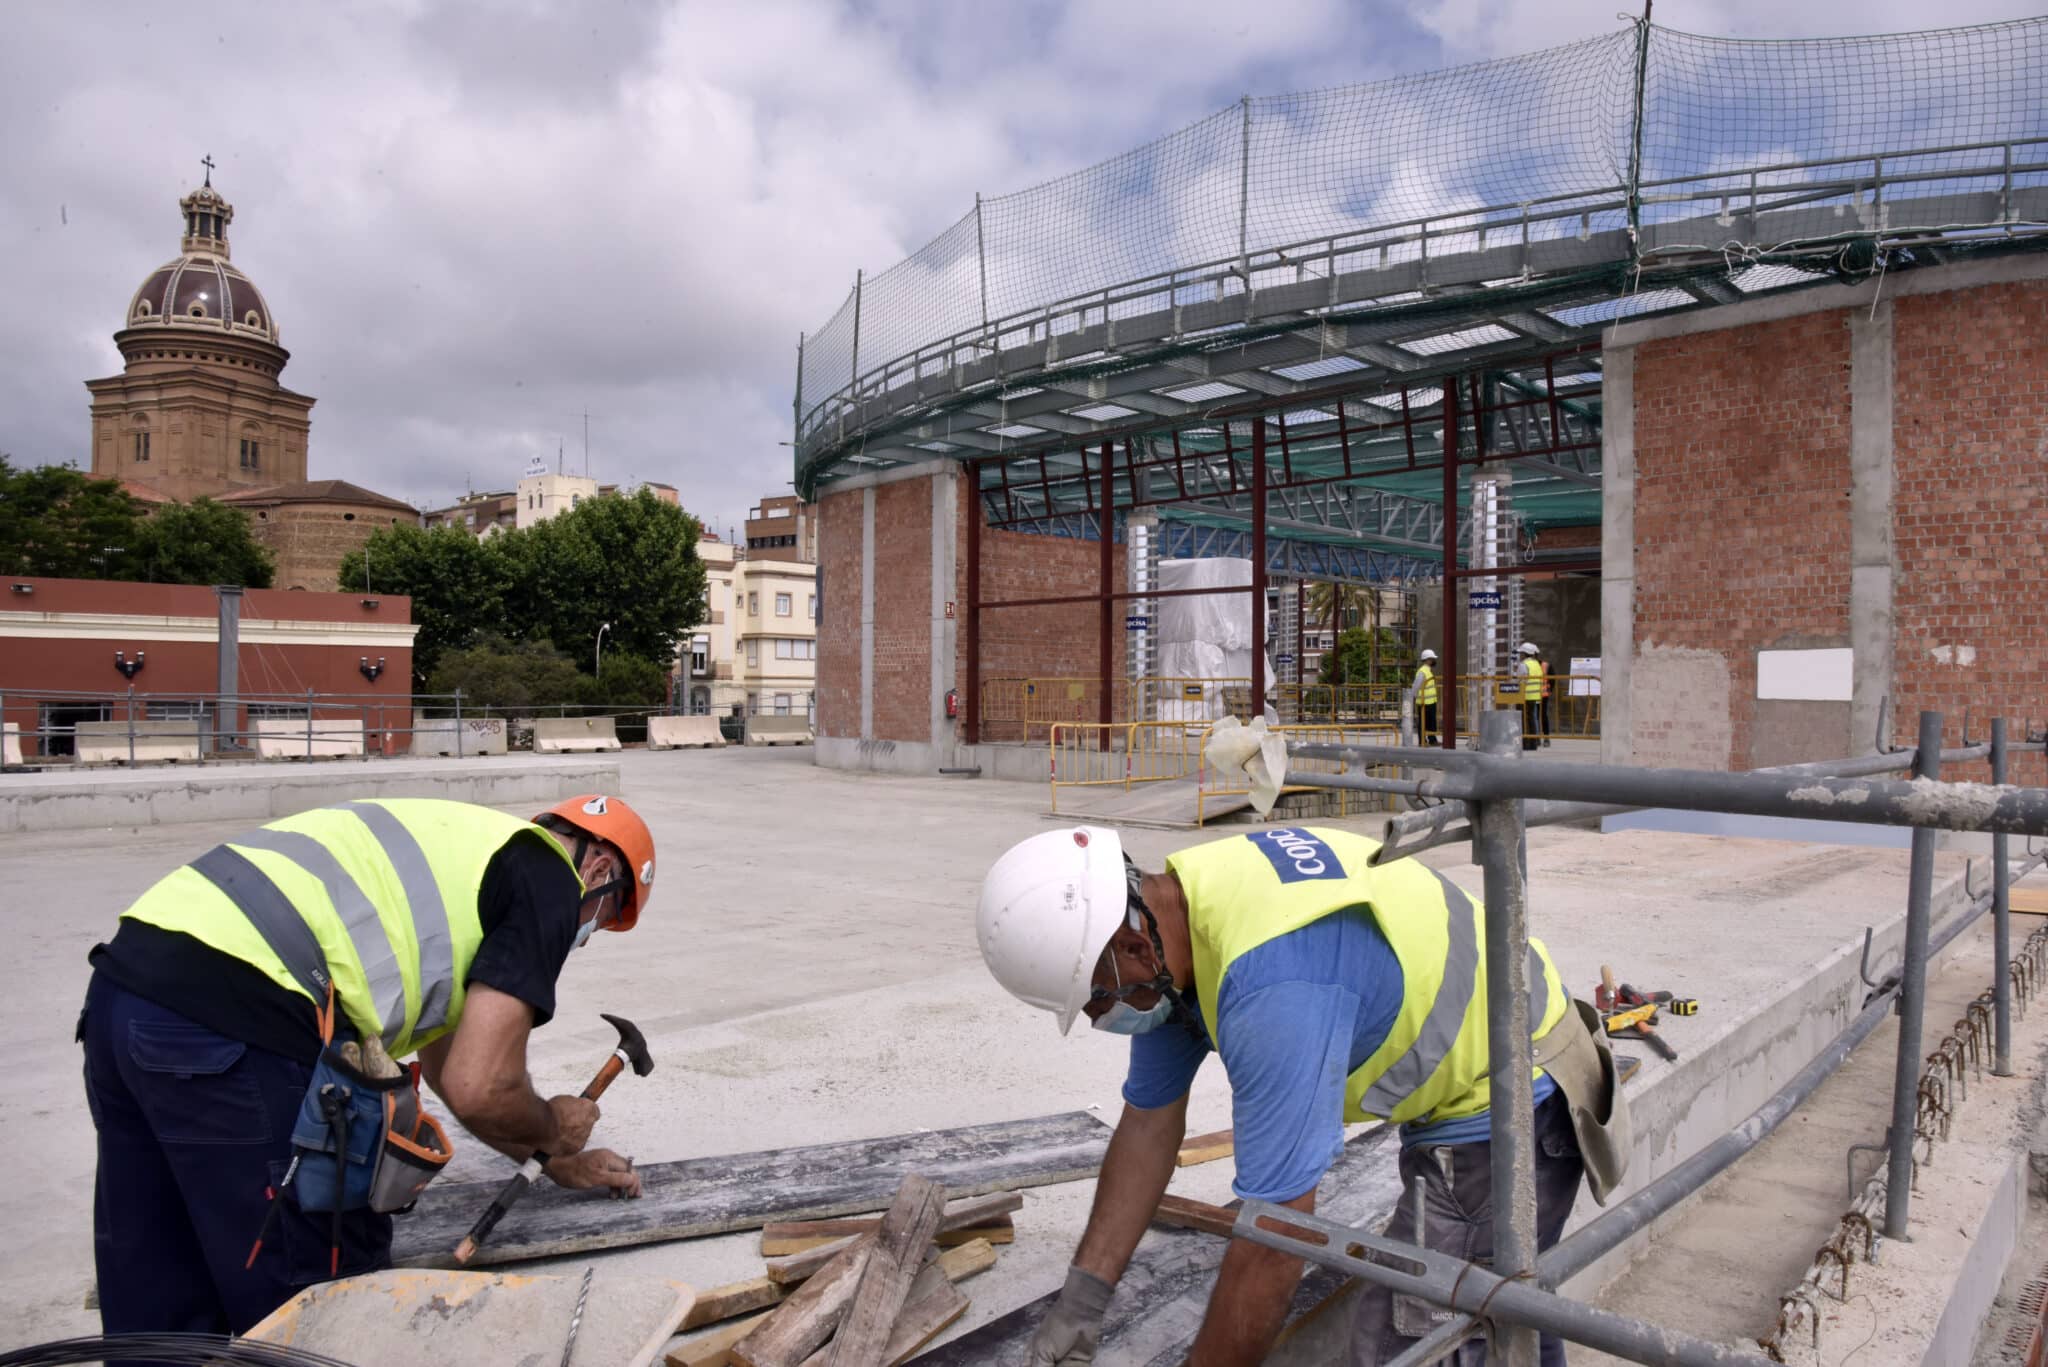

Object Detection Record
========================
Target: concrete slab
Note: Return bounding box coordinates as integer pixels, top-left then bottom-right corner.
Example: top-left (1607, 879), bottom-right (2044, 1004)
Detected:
top-left (0, 745), bottom-right (1983, 1358)
top-left (0, 755), bottom-right (620, 832)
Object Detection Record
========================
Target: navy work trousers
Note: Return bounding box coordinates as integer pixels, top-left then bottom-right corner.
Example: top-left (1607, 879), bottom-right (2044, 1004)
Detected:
top-left (1350, 1092), bottom-right (1587, 1365)
top-left (79, 972), bottom-right (392, 1339)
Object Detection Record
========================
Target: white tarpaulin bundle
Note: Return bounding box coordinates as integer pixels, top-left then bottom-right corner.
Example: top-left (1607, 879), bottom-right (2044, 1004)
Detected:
top-left (1153, 558), bottom-right (1273, 724)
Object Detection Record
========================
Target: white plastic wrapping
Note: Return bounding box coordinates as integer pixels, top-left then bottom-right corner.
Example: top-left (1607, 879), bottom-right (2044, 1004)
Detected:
top-left (1152, 558), bottom-right (1274, 723)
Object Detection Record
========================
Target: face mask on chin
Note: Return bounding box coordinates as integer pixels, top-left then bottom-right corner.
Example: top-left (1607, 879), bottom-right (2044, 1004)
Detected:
top-left (571, 915), bottom-right (600, 950)
top-left (1092, 996), bottom-right (1173, 1035)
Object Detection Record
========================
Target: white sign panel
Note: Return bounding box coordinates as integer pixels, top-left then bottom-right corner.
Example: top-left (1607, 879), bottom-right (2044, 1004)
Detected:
top-left (1756, 647), bottom-right (1853, 701)
top-left (1568, 657), bottom-right (1601, 697)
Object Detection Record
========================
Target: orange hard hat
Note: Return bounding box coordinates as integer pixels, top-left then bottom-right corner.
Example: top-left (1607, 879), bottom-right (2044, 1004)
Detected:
top-left (538, 794), bottom-right (656, 930)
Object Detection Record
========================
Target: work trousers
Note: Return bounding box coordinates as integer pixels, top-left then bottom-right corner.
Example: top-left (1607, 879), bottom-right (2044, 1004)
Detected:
top-left (1350, 1092), bottom-right (1586, 1366)
top-left (1418, 702), bottom-right (1439, 746)
top-left (1521, 698), bottom-right (1545, 751)
top-left (79, 973), bottom-right (392, 1344)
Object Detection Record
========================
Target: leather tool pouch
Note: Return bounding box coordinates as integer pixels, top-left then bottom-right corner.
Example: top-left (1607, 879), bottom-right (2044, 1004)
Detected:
top-left (1533, 998), bottom-right (1632, 1205)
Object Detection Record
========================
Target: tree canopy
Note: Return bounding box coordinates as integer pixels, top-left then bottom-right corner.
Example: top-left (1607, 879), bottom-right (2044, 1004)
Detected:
top-left (341, 489), bottom-right (707, 689)
top-left (0, 456), bottom-right (274, 587)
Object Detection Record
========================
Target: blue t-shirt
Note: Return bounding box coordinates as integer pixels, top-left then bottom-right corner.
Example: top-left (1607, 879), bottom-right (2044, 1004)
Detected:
top-left (1122, 905), bottom-right (1554, 1201)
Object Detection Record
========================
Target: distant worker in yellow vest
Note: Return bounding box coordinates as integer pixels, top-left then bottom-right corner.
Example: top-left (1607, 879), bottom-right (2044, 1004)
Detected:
top-left (978, 825), bottom-right (1626, 1367)
top-left (1518, 641), bottom-right (1549, 751)
top-left (79, 794), bottom-right (657, 1339)
top-left (1411, 648), bottom-right (1440, 745)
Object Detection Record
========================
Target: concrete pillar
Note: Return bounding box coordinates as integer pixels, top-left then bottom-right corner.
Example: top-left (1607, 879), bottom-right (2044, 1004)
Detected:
top-left (1599, 347), bottom-right (1635, 765)
top-left (214, 584), bottom-right (243, 753)
top-left (1849, 302), bottom-right (1895, 754)
top-left (859, 487), bottom-right (875, 742)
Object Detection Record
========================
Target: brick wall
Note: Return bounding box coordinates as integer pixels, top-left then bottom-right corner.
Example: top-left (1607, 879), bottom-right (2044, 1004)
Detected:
top-left (872, 479), bottom-right (933, 741)
top-left (251, 503), bottom-right (412, 592)
top-left (1890, 281), bottom-right (2048, 784)
top-left (815, 488), bottom-right (862, 740)
top-left (1631, 310), bottom-right (1853, 768)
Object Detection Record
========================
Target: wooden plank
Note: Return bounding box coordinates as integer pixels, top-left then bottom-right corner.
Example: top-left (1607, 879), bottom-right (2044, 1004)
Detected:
top-left (768, 1235), bottom-right (864, 1286)
top-left (680, 1277), bottom-right (787, 1332)
top-left (1151, 1193), bottom-right (1236, 1239)
top-left (732, 1237), bottom-right (874, 1367)
top-left (764, 1219), bottom-right (1012, 1257)
top-left (932, 1238), bottom-right (997, 1284)
top-left (823, 1174), bottom-right (948, 1367)
top-left (1176, 1128), bottom-right (1235, 1167)
top-left (669, 1310), bottom-right (774, 1367)
top-left (393, 1111), bottom-right (1108, 1269)
top-left (799, 1266), bottom-right (967, 1367)
top-left (2008, 884), bottom-right (2048, 915)
top-left (762, 1193), bottom-right (1022, 1254)
top-left (913, 1124), bottom-right (1400, 1366)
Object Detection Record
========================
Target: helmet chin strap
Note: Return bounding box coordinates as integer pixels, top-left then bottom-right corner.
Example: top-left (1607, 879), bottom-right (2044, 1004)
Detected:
top-left (1123, 857), bottom-right (1197, 1031)
top-left (555, 823), bottom-right (627, 921)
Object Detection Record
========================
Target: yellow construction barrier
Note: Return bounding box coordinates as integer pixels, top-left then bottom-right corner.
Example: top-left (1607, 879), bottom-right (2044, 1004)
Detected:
top-left (1048, 720), bottom-right (1211, 815)
top-left (1448, 675), bottom-right (1601, 739)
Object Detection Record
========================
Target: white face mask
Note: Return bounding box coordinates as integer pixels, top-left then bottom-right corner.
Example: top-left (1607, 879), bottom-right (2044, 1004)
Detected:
top-left (571, 915), bottom-right (600, 950)
top-left (1091, 998), bottom-right (1173, 1035)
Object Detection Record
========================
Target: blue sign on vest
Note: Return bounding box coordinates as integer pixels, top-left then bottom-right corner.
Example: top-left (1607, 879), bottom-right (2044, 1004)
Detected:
top-left (1246, 828), bottom-right (1347, 883)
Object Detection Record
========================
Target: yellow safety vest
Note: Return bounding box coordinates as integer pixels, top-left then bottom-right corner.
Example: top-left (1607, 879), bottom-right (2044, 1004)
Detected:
top-left (1523, 656), bottom-right (1547, 699)
top-left (120, 799), bottom-right (580, 1058)
top-left (1166, 827), bottom-right (1569, 1125)
top-left (1416, 665), bottom-right (1438, 707)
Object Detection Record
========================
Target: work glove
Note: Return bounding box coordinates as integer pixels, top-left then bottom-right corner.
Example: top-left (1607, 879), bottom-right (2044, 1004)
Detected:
top-left (1028, 1265), bottom-right (1115, 1365)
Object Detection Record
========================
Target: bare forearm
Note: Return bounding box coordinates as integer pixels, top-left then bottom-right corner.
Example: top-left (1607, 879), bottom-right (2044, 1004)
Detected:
top-left (446, 1074), bottom-right (559, 1157)
top-left (1073, 1099), bottom-right (1186, 1285)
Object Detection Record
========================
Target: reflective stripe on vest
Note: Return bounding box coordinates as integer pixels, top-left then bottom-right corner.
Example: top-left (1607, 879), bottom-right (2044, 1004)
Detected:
top-left (122, 800), bottom-right (573, 1056)
top-left (1168, 827), bottom-right (1569, 1125)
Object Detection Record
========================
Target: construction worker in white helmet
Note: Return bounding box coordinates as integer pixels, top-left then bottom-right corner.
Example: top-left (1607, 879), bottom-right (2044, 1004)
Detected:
top-left (1518, 641), bottom-right (1548, 751)
top-left (1411, 648), bottom-right (1440, 745)
top-left (978, 825), bottom-right (1627, 1367)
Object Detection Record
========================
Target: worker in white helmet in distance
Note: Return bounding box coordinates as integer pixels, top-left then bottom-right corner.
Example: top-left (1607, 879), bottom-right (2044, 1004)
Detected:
top-left (1411, 647), bottom-right (1440, 745)
top-left (977, 823), bottom-right (1628, 1367)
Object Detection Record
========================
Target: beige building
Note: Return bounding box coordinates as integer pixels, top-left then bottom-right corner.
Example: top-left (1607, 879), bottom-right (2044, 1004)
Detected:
top-left (735, 509), bottom-right (818, 718)
top-left (515, 465), bottom-right (601, 529)
top-left (680, 535), bottom-right (744, 716)
top-left (423, 490), bottom-right (518, 537)
top-left (88, 176), bottom-right (312, 502)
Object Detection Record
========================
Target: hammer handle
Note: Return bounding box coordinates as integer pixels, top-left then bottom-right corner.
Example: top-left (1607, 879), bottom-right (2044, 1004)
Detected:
top-left (581, 1051), bottom-right (626, 1101)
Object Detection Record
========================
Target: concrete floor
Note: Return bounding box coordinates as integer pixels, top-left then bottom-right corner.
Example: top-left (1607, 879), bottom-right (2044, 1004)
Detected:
top-left (0, 746), bottom-right (1987, 1359)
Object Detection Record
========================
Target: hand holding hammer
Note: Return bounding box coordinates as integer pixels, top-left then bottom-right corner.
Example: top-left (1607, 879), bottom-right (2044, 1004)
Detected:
top-left (453, 1012), bottom-right (655, 1264)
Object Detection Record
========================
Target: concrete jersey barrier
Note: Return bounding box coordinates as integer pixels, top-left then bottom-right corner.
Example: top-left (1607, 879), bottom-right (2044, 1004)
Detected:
top-left (3, 725), bottom-right (21, 768)
top-left (74, 720), bottom-right (203, 765)
top-left (745, 715), bottom-right (814, 746)
top-left (253, 717), bottom-right (366, 759)
top-left (532, 716), bottom-right (622, 753)
top-left (412, 716), bottom-right (510, 757)
top-left (647, 715), bottom-right (725, 749)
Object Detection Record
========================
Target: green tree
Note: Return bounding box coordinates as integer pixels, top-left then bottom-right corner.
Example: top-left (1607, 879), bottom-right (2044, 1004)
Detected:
top-left (502, 490), bottom-right (706, 670)
top-left (137, 498), bottom-right (275, 588)
top-left (574, 652), bottom-right (670, 709)
top-left (0, 456), bottom-right (148, 579)
top-left (425, 636), bottom-right (584, 713)
top-left (1319, 625), bottom-right (1409, 688)
top-left (339, 524), bottom-right (512, 686)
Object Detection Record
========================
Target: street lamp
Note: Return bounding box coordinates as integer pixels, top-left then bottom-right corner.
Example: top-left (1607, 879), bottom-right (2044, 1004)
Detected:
top-left (595, 622), bottom-right (611, 677)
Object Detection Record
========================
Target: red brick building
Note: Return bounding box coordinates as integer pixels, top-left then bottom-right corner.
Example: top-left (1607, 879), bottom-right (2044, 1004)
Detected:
top-left (1, 577), bottom-right (416, 759)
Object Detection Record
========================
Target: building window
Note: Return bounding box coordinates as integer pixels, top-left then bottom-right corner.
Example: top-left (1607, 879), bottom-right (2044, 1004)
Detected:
top-left (746, 639), bottom-right (760, 667)
top-left (133, 431), bottom-right (151, 463)
top-left (239, 438), bottom-right (260, 471)
top-left (747, 691), bottom-right (760, 716)
top-left (571, 494), bottom-right (581, 507)
top-left (748, 592), bottom-right (758, 616)
top-left (775, 593), bottom-right (791, 617)
top-left (773, 639), bottom-right (816, 661)
top-left (773, 693), bottom-right (792, 716)
top-left (808, 594), bottom-right (816, 620)
top-left (690, 636), bottom-right (709, 675)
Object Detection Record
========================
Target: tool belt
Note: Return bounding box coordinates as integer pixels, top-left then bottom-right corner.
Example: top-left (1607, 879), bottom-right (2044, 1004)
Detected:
top-left (1532, 997), bottom-right (1631, 1205)
top-left (289, 1032), bottom-right (454, 1216)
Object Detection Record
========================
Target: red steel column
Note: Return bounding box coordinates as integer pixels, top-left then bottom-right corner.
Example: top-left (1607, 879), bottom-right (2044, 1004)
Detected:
top-left (1099, 440), bottom-right (1115, 749)
top-left (1439, 381), bottom-right (1460, 749)
top-left (964, 473), bottom-right (982, 746)
top-left (1251, 418), bottom-right (1268, 718)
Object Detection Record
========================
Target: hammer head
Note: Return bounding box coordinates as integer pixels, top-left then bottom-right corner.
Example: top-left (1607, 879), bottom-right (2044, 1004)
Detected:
top-left (601, 1012), bottom-right (655, 1077)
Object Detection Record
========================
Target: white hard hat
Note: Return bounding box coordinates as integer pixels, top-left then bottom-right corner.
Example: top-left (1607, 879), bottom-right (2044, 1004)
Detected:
top-left (1518, 642), bottom-right (1540, 655)
top-left (1419, 648), bottom-right (1438, 661)
top-left (977, 826), bottom-right (1130, 1035)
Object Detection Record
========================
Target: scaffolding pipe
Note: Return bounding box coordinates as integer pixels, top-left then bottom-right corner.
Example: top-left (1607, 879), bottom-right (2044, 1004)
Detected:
top-left (1284, 746), bottom-right (2048, 837)
top-left (1885, 709), bottom-right (1944, 1239)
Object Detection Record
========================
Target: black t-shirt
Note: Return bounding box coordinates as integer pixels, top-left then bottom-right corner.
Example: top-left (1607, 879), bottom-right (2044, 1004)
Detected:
top-left (89, 831), bottom-right (583, 1061)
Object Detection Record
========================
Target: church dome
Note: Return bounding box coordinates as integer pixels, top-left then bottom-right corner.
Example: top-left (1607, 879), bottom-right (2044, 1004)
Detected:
top-left (124, 175), bottom-right (277, 341)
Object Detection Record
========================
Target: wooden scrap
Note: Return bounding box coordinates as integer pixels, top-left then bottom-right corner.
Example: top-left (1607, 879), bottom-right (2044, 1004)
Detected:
top-left (680, 1276), bottom-right (787, 1331)
top-left (668, 1309), bottom-right (774, 1367)
top-left (1151, 1193), bottom-right (1237, 1239)
top-left (2009, 884), bottom-right (2048, 915)
top-left (822, 1174), bottom-right (948, 1367)
top-left (1176, 1128), bottom-right (1235, 1167)
top-left (764, 1218), bottom-right (1012, 1257)
top-left (392, 1111), bottom-right (1109, 1270)
top-left (766, 1234), bottom-right (863, 1286)
top-left (761, 1192), bottom-right (1022, 1256)
top-left (798, 1265), bottom-right (967, 1367)
top-left (932, 1237), bottom-right (997, 1283)
top-left (732, 1237), bottom-right (874, 1367)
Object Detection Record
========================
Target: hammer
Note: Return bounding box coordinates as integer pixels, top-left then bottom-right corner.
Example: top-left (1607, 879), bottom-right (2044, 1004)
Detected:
top-left (453, 1012), bottom-right (654, 1264)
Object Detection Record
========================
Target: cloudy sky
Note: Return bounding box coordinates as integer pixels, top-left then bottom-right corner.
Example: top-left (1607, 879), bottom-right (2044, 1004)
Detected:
top-left (4, 0), bottom-right (2036, 536)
